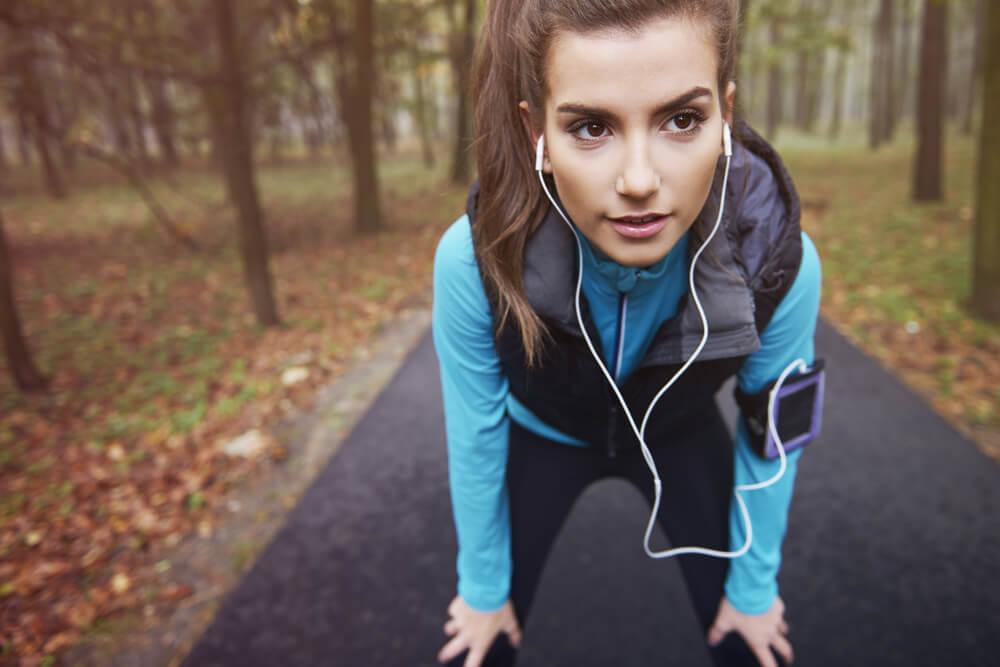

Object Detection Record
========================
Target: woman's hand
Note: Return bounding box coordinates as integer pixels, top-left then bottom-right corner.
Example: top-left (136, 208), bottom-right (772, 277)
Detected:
top-left (707, 595), bottom-right (793, 667)
top-left (437, 594), bottom-right (522, 667)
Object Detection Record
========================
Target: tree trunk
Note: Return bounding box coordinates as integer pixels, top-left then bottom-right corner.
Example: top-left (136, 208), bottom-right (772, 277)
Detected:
top-left (125, 5), bottom-right (150, 172)
top-left (16, 108), bottom-right (32, 166)
top-left (803, 45), bottom-right (825, 134)
top-left (0, 120), bottom-right (8, 172)
top-left (766, 17), bottom-right (784, 141)
top-left (210, 0), bottom-right (280, 326)
top-left (897, 0), bottom-right (916, 131)
top-left (870, 0), bottom-right (896, 149)
top-left (736, 0), bottom-right (752, 121)
top-left (0, 208), bottom-right (48, 392)
top-left (794, 49), bottom-right (810, 130)
top-left (962, 0), bottom-right (985, 136)
top-left (738, 0), bottom-right (751, 61)
top-left (327, 0), bottom-right (382, 235)
top-left (291, 58), bottom-right (326, 158)
top-left (126, 71), bottom-right (150, 171)
top-left (142, 3), bottom-right (179, 167)
top-left (148, 75), bottom-right (180, 167)
top-left (882, 0), bottom-right (897, 142)
top-left (829, 45), bottom-right (848, 141)
top-left (15, 40), bottom-right (66, 198)
top-left (913, 0), bottom-right (947, 202)
top-left (410, 45), bottom-right (436, 168)
top-left (971, 0), bottom-right (1000, 320)
top-left (449, 0), bottom-right (476, 185)
top-left (353, 0), bottom-right (382, 234)
top-left (104, 76), bottom-right (133, 157)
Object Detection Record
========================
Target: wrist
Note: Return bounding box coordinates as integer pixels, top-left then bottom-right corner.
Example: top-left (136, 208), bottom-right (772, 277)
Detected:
top-left (724, 589), bottom-right (777, 616)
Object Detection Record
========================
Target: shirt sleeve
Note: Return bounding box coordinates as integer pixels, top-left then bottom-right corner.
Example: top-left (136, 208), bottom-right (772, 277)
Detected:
top-left (723, 230), bottom-right (822, 615)
top-left (431, 214), bottom-right (513, 612)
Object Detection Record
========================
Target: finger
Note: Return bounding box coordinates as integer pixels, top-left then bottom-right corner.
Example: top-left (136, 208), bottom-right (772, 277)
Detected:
top-left (462, 645), bottom-right (487, 667)
top-left (505, 624), bottom-right (523, 648)
top-left (437, 635), bottom-right (468, 664)
top-left (772, 633), bottom-right (794, 664)
top-left (751, 642), bottom-right (778, 667)
top-left (443, 619), bottom-right (459, 636)
top-left (779, 619), bottom-right (790, 635)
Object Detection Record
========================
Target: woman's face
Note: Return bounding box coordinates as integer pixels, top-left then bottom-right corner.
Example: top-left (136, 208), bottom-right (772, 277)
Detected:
top-left (520, 15), bottom-right (735, 268)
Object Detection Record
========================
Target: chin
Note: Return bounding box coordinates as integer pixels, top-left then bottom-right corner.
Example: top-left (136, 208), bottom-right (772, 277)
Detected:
top-left (606, 241), bottom-right (672, 269)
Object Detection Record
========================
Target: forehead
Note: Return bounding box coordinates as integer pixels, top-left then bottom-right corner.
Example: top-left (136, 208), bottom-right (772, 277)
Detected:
top-left (546, 15), bottom-right (718, 110)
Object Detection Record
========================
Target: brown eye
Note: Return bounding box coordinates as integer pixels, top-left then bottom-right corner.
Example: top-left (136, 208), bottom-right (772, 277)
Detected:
top-left (664, 110), bottom-right (706, 135)
top-left (569, 120), bottom-right (610, 142)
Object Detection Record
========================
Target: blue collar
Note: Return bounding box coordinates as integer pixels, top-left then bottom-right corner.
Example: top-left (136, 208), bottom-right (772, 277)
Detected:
top-left (575, 226), bottom-right (690, 297)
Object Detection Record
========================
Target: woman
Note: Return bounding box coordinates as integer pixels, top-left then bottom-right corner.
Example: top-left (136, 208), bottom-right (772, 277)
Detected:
top-left (433, 1), bottom-right (822, 665)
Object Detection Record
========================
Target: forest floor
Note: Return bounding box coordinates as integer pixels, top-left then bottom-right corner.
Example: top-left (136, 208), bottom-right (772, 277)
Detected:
top-left (0, 148), bottom-right (466, 665)
top-left (0, 128), bottom-right (997, 665)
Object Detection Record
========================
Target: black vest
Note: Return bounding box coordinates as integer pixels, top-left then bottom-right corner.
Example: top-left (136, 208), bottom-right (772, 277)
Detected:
top-left (467, 120), bottom-right (803, 458)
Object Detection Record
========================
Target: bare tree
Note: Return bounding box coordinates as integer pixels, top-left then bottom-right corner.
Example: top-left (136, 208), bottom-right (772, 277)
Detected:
top-left (897, 0), bottom-right (917, 131)
top-left (971, 0), bottom-right (999, 320)
top-left (444, 0), bottom-right (477, 185)
top-left (766, 14), bottom-right (784, 141)
top-left (870, 0), bottom-right (896, 149)
top-left (0, 208), bottom-right (47, 392)
top-left (0, 119), bottom-right (8, 172)
top-left (354, 0), bottom-right (382, 233)
top-left (962, 0), bottom-right (985, 136)
top-left (11, 30), bottom-right (67, 198)
top-left (209, 0), bottom-right (280, 324)
top-left (913, 0), bottom-right (947, 202)
top-left (325, 0), bottom-right (382, 235)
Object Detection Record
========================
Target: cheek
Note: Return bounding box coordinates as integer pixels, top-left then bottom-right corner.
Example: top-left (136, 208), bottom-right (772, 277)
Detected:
top-left (676, 146), bottom-right (719, 208)
top-left (551, 159), bottom-right (604, 210)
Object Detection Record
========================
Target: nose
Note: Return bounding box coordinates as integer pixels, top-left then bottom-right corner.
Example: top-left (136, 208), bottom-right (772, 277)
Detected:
top-left (615, 145), bottom-right (661, 198)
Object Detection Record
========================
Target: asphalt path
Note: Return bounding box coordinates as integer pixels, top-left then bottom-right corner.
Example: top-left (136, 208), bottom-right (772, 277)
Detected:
top-left (182, 319), bottom-right (1000, 667)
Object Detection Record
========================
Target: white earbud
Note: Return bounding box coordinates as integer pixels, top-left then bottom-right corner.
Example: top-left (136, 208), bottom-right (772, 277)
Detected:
top-left (535, 134), bottom-right (545, 172)
top-left (723, 121), bottom-right (732, 158)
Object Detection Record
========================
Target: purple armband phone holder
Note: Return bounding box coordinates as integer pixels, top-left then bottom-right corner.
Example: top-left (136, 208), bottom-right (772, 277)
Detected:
top-left (737, 359), bottom-right (826, 460)
top-left (762, 364), bottom-right (825, 459)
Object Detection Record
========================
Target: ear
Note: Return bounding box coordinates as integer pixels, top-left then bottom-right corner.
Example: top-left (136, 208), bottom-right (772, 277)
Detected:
top-left (723, 81), bottom-right (736, 128)
top-left (518, 100), bottom-right (552, 174)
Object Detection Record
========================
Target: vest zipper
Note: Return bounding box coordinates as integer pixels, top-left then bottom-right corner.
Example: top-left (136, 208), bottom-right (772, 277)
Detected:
top-left (607, 292), bottom-right (628, 459)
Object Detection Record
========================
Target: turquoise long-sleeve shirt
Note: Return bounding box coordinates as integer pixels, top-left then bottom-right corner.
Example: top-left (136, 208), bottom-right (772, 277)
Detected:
top-left (432, 213), bottom-right (822, 616)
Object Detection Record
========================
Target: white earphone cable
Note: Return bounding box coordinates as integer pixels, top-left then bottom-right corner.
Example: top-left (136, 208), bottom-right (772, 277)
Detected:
top-left (534, 125), bottom-right (805, 560)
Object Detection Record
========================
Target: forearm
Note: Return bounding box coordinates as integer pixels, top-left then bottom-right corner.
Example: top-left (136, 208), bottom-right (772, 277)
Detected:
top-left (444, 411), bottom-right (513, 612)
top-left (724, 416), bottom-right (803, 614)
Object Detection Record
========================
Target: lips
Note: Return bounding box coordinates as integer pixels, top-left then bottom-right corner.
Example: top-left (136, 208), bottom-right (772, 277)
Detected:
top-left (608, 215), bottom-right (668, 239)
top-left (610, 213), bottom-right (666, 224)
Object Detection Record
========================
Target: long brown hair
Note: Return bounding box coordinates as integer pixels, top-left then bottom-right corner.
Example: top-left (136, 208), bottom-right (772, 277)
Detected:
top-left (470, 0), bottom-right (742, 367)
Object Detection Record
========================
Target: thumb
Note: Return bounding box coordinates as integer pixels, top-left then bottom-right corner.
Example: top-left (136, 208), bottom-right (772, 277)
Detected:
top-left (707, 621), bottom-right (729, 647)
top-left (505, 620), bottom-right (523, 648)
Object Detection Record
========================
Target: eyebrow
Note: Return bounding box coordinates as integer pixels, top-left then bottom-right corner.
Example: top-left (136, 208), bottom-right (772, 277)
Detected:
top-left (556, 86), bottom-right (713, 119)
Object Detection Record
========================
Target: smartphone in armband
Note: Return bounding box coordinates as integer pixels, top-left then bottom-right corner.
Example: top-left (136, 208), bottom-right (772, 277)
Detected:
top-left (733, 358), bottom-right (826, 460)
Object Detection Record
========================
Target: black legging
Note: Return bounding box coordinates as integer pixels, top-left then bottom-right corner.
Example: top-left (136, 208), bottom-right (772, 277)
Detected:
top-left (444, 400), bottom-right (789, 667)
